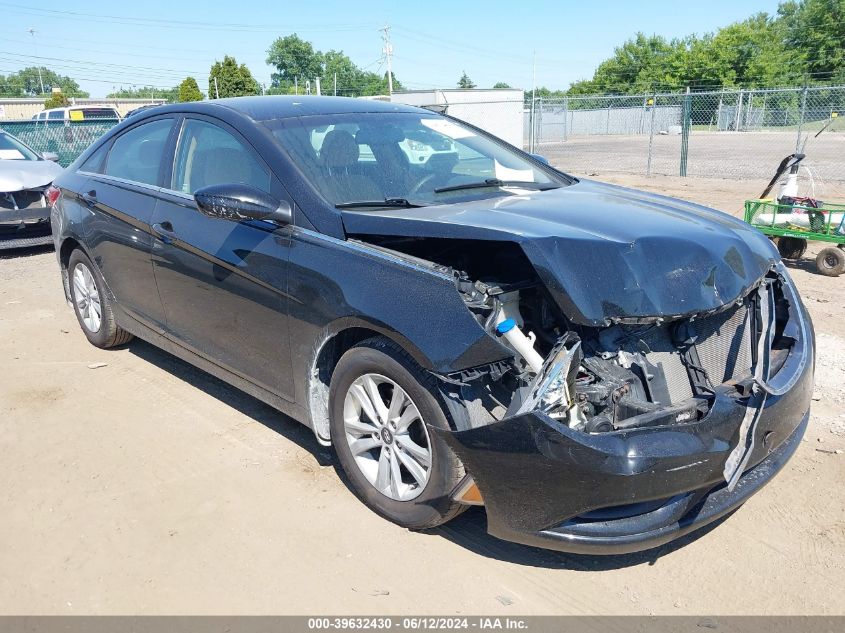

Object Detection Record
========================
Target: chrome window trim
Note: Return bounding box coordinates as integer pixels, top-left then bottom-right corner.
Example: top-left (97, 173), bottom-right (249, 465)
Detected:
top-left (78, 171), bottom-right (163, 194)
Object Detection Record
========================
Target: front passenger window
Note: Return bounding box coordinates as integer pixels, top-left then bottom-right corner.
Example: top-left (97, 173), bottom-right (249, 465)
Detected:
top-left (171, 119), bottom-right (270, 195)
top-left (103, 118), bottom-right (173, 186)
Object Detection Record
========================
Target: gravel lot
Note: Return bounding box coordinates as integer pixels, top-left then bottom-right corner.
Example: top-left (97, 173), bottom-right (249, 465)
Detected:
top-left (540, 131), bottom-right (845, 183)
top-left (0, 174), bottom-right (843, 615)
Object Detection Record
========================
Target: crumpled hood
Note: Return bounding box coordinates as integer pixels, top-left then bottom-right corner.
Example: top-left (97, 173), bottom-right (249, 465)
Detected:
top-left (0, 159), bottom-right (64, 193)
top-left (341, 179), bottom-right (779, 325)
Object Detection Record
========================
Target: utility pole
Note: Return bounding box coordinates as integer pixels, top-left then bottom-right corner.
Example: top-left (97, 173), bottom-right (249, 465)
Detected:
top-left (213, 76), bottom-right (219, 99)
top-left (334, 72), bottom-right (337, 96)
top-left (315, 76), bottom-right (321, 96)
top-left (27, 28), bottom-right (45, 95)
top-left (380, 25), bottom-right (394, 95)
top-left (294, 76), bottom-right (298, 95)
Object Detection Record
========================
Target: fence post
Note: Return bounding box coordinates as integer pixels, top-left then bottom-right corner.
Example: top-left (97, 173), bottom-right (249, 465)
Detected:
top-left (716, 88), bottom-right (724, 131)
top-left (641, 95), bottom-right (647, 134)
top-left (734, 89), bottom-right (743, 131)
top-left (680, 87), bottom-right (691, 177)
top-left (528, 97), bottom-right (535, 153)
top-left (563, 96), bottom-right (568, 142)
top-left (646, 92), bottom-right (657, 176)
top-left (536, 97), bottom-right (543, 146)
top-left (796, 86), bottom-right (808, 152)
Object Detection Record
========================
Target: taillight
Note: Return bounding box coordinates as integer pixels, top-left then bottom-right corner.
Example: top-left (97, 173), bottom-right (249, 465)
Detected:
top-left (46, 185), bottom-right (60, 206)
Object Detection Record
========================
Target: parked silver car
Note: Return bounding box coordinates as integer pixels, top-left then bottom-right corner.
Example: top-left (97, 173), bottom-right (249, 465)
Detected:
top-left (0, 130), bottom-right (63, 249)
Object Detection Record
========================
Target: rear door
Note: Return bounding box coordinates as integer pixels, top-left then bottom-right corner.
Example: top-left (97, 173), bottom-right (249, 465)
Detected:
top-left (81, 116), bottom-right (176, 331)
top-left (150, 116), bottom-right (294, 399)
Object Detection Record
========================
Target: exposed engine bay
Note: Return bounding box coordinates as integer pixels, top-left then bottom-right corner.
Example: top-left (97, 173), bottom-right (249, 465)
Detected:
top-left (354, 236), bottom-right (796, 435)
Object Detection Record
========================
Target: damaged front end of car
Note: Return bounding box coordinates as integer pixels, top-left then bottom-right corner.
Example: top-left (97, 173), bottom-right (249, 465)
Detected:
top-left (427, 260), bottom-right (813, 554)
top-left (0, 157), bottom-right (62, 250)
top-left (342, 183), bottom-right (815, 554)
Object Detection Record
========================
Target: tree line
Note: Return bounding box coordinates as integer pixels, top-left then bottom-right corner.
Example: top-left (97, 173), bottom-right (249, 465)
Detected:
top-left (539, 0), bottom-right (845, 97)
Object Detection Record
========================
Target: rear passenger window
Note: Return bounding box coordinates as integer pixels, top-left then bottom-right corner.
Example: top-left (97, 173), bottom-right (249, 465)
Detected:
top-left (104, 118), bottom-right (173, 186)
top-left (171, 119), bottom-right (270, 194)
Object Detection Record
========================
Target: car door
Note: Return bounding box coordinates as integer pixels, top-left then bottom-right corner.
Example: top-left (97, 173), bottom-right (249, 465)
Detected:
top-left (150, 116), bottom-right (294, 400)
top-left (80, 116), bottom-right (175, 332)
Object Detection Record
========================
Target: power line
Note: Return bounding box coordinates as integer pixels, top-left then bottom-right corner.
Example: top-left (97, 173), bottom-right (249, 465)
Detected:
top-left (0, 51), bottom-right (205, 78)
top-left (0, 2), bottom-right (375, 32)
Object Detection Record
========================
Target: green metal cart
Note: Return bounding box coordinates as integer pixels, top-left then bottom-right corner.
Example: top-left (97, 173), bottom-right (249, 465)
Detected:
top-left (744, 199), bottom-right (845, 277)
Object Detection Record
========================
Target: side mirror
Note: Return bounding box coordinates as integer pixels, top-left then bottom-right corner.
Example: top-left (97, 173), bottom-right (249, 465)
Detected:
top-left (194, 184), bottom-right (292, 225)
top-left (529, 153), bottom-right (549, 165)
top-left (42, 151), bottom-right (59, 162)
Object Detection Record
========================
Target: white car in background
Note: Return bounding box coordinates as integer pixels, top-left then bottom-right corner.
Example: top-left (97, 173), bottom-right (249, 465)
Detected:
top-left (0, 129), bottom-right (63, 249)
top-left (32, 105), bottom-right (121, 122)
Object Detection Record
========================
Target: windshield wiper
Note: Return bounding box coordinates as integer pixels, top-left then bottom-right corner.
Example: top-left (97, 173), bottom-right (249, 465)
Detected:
top-left (434, 178), bottom-right (560, 194)
top-left (335, 198), bottom-right (427, 209)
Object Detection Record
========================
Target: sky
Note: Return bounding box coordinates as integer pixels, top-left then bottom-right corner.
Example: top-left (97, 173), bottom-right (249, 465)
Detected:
top-left (1, 0), bottom-right (785, 98)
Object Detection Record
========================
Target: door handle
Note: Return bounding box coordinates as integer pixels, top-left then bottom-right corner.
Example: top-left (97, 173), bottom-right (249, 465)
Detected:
top-left (80, 190), bottom-right (97, 207)
top-left (151, 221), bottom-right (177, 244)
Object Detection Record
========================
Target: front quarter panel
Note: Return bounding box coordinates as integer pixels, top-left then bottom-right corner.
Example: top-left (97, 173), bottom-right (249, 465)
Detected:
top-left (286, 228), bottom-right (511, 407)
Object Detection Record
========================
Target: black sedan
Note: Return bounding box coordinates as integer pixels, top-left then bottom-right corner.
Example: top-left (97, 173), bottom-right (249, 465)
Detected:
top-left (50, 96), bottom-right (814, 554)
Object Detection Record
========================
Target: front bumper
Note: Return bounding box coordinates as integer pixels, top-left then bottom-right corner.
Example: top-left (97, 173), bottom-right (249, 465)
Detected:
top-left (438, 276), bottom-right (815, 555)
top-left (0, 216), bottom-right (53, 250)
top-left (0, 213), bottom-right (52, 250)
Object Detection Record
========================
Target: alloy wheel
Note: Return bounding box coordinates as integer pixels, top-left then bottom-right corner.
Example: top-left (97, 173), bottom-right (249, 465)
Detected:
top-left (72, 262), bottom-right (102, 333)
top-left (342, 373), bottom-right (432, 501)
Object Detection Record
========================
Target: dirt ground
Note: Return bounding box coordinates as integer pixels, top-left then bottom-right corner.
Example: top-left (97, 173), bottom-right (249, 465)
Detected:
top-left (0, 174), bottom-right (843, 615)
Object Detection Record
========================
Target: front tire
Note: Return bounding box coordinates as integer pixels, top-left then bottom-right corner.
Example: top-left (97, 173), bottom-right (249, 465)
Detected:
top-left (329, 337), bottom-right (466, 529)
top-left (68, 249), bottom-right (133, 348)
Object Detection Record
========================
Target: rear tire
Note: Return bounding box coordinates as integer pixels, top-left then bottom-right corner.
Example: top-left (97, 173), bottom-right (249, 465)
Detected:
top-left (68, 249), bottom-right (133, 348)
top-left (777, 236), bottom-right (807, 260)
top-left (329, 336), bottom-right (466, 529)
top-left (815, 247), bottom-right (845, 277)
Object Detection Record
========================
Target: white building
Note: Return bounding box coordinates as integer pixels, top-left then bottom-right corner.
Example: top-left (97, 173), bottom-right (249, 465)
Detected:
top-left (389, 89), bottom-right (525, 148)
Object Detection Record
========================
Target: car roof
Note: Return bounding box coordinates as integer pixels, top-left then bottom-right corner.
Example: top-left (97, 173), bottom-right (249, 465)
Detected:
top-left (140, 96), bottom-right (428, 122)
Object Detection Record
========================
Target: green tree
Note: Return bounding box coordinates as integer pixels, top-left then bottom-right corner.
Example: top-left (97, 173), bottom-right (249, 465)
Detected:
top-left (177, 77), bottom-right (203, 102)
top-left (209, 55), bottom-right (260, 98)
top-left (0, 67), bottom-right (87, 97)
top-left (701, 14), bottom-right (791, 87)
top-left (107, 85), bottom-right (179, 101)
top-left (493, 81), bottom-right (512, 89)
top-left (779, 0), bottom-right (845, 82)
top-left (43, 92), bottom-right (70, 109)
top-left (458, 71), bottom-right (476, 89)
top-left (568, 16), bottom-right (790, 95)
top-left (358, 71), bottom-right (403, 96)
top-left (266, 34), bottom-right (324, 90)
top-left (587, 33), bottom-right (681, 92)
top-left (322, 49), bottom-right (364, 94)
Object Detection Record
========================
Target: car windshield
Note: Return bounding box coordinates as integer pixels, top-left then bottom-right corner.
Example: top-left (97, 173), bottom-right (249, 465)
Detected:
top-left (0, 132), bottom-right (39, 161)
top-left (264, 112), bottom-right (567, 207)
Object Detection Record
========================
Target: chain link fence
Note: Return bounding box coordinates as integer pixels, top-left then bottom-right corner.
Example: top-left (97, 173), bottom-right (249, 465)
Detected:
top-left (526, 85), bottom-right (845, 184)
top-left (0, 120), bottom-right (119, 167)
